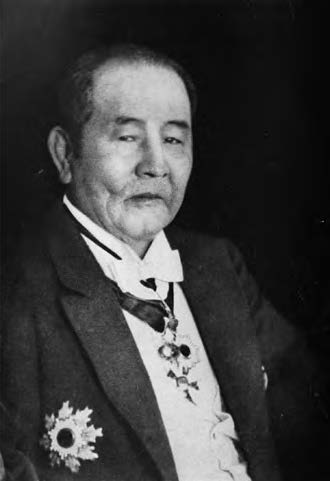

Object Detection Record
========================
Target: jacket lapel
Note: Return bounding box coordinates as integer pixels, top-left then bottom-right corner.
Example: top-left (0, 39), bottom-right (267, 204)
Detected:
top-left (167, 227), bottom-right (280, 480)
top-left (46, 204), bottom-right (178, 481)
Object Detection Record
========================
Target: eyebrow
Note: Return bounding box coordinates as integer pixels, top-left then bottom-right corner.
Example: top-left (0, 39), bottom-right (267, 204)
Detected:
top-left (114, 116), bottom-right (191, 130)
top-left (166, 120), bottom-right (191, 131)
top-left (114, 116), bottom-right (142, 126)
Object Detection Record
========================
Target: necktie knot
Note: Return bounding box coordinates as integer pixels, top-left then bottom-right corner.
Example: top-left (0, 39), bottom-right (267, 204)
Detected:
top-left (140, 278), bottom-right (157, 291)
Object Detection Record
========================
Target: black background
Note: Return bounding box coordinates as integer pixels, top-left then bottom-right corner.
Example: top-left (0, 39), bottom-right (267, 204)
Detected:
top-left (1, 0), bottom-right (329, 352)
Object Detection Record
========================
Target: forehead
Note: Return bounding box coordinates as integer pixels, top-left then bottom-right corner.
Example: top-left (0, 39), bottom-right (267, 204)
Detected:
top-left (91, 61), bottom-right (191, 122)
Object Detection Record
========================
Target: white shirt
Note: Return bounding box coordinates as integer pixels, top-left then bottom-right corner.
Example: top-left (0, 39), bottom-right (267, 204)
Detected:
top-left (64, 196), bottom-right (251, 481)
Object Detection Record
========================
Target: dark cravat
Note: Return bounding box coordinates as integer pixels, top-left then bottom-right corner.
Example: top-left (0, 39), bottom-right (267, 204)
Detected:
top-left (110, 279), bottom-right (174, 333)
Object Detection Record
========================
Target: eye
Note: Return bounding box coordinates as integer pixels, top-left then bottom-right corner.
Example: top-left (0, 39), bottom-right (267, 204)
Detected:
top-left (164, 137), bottom-right (183, 145)
top-left (118, 135), bottom-right (136, 142)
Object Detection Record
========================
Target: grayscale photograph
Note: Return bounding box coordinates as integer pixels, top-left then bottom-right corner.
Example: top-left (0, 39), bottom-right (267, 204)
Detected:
top-left (1, 1), bottom-right (329, 480)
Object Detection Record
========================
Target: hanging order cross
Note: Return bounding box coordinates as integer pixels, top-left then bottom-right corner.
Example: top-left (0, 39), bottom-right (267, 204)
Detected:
top-left (140, 279), bottom-right (200, 404)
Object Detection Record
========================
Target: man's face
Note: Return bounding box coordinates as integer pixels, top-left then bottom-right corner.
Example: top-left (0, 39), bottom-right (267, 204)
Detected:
top-left (67, 62), bottom-right (193, 253)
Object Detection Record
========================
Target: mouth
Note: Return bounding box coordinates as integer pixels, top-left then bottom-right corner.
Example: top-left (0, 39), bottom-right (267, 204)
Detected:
top-left (127, 192), bottom-right (167, 209)
top-left (129, 193), bottom-right (164, 201)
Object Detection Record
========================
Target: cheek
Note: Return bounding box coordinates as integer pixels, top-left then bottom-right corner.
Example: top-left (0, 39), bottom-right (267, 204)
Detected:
top-left (171, 158), bottom-right (192, 196)
top-left (81, 137), bottom-right (136, 189)
top-left (89, 160), bottom-right (134, 198)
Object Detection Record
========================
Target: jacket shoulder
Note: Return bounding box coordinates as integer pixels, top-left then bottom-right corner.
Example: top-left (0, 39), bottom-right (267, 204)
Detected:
top-left (166, 224), bottom-right (244, 274)
top-left (3, 215), bottom-right (60, 305)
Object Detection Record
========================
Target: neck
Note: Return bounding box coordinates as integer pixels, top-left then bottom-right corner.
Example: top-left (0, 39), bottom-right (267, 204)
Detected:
top-left (125, 238), bottom-right (152, 259)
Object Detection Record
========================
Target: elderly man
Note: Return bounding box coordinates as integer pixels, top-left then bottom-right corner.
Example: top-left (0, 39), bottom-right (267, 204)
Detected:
top-left (1, 44), bottom-right (326, 481)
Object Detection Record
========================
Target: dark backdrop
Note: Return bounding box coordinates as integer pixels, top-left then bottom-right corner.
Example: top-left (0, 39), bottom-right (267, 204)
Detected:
top-left (1, 0), bottom-right (329, 351)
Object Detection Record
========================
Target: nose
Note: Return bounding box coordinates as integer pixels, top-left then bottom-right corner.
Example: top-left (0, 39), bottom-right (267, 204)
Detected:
top-left (136, 135), bottom-right (169, 178)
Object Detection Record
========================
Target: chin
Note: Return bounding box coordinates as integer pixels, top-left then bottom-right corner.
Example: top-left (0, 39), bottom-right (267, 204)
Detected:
top-left (126, 217), bottom-right (170, 242)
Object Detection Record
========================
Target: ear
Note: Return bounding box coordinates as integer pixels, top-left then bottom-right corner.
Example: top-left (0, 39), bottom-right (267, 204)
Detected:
top-left (47, 126), bottom-right (74, 184)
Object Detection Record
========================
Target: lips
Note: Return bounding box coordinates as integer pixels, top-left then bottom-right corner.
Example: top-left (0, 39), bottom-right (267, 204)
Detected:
top-left (131, 192), bottom-right (162, 199)
top-left (130, 193), bottom-right (162, 200)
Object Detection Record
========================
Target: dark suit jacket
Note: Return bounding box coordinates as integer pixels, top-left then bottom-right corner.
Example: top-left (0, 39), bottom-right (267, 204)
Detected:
top-left (1, 203), bottom-right (326, 481)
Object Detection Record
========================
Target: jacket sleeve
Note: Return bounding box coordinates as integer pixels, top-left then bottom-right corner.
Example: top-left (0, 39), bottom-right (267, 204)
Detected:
top-left (224, 239), bottom-right (301, 364)
top-left (1, 264), bottom-right (41, 468)
top-left (224, 239), bottom-right (329, 481)
top-left (0, 443), bottom-right (39, 481)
